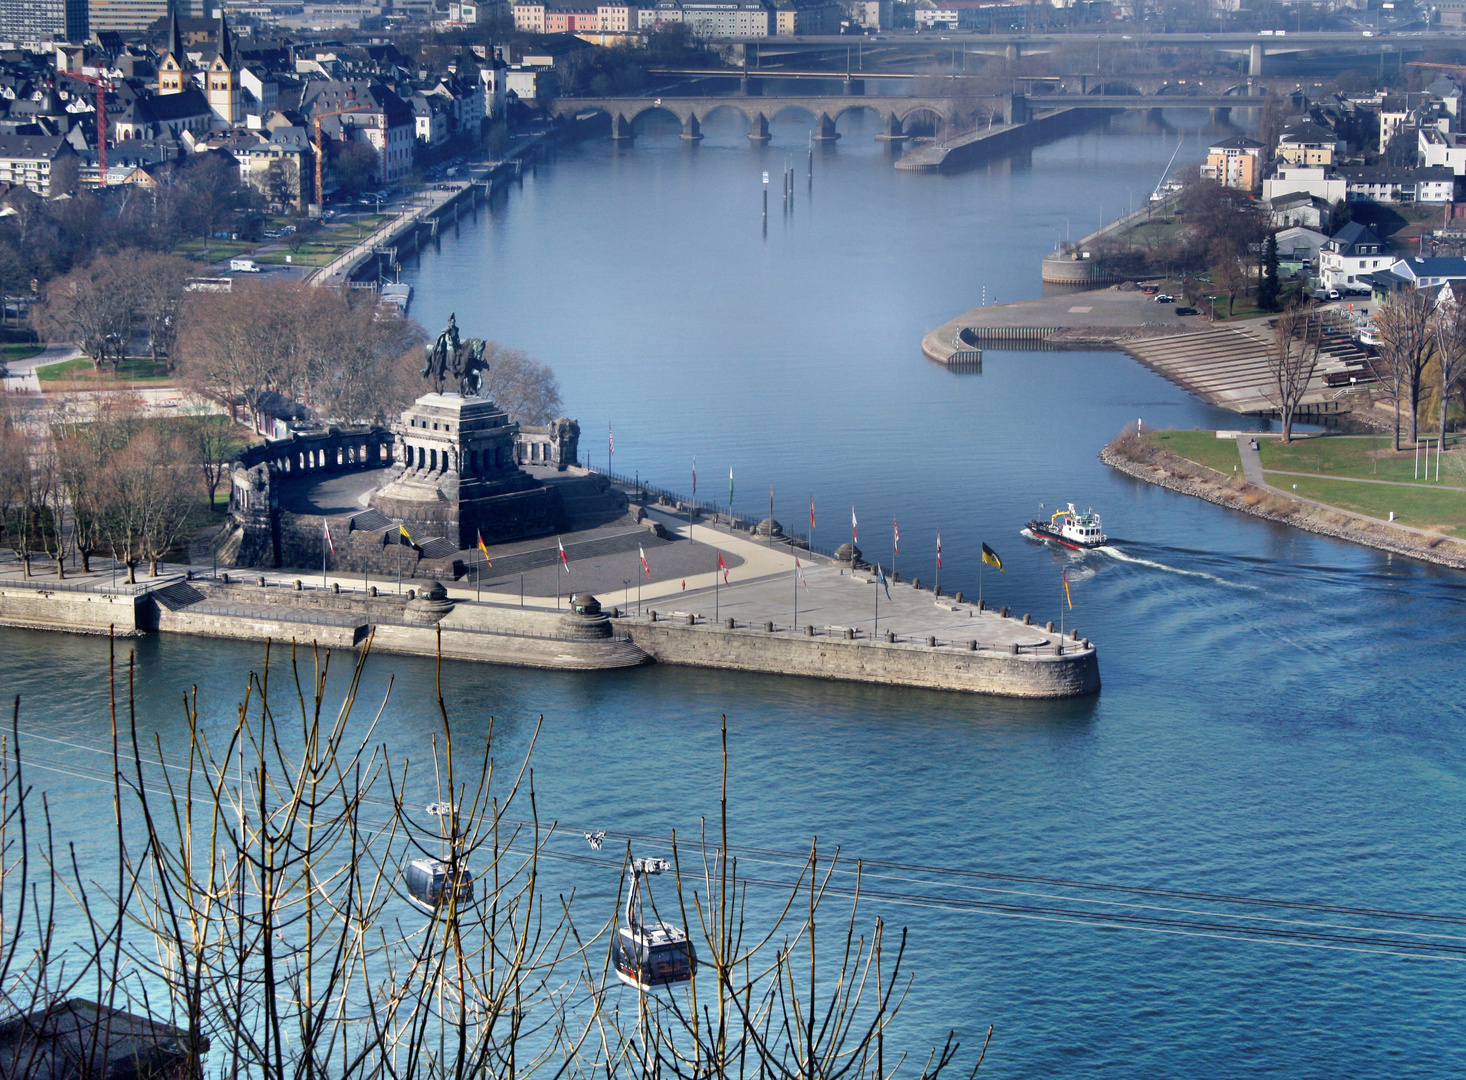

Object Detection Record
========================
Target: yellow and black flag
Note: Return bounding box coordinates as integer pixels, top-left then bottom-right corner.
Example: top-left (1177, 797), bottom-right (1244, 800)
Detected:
top-left (399, 524), bottom-right (416, 548)
top-left (981, 543), bottom-right (1003, 572)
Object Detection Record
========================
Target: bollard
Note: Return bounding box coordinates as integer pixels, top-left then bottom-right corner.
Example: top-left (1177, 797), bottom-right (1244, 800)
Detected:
top-left (294, 580), bottom-right (303, 591)
top-left (934, 585), bottom-right (942, 598)
top-left (954, 592), bottom-right (964, 604)
top-left (185, 569), bottom-right (193, 581)
top-left (806, 625), bottom-right (815, 636)
top-left (407, 589), bottom-right (416, 600)
top-left (892, 571), bottom-right (900, 583)
top-left (766, 621), bottom-right (775, 632)
top-left (967, 639), bottom-right (976, 651)
top-left (912, 578), bottom-right (921, 590)
top-left (1082, 638), bottom-right (1090, 649)
top-left (1045, 620), bottom-right (1054, 632)
top-left (1000, 606), bottom-right (1009, 618)
top-left (650, 610), bottom-right (658, 622)
top-left (1010, 642), bottom-right (1019, 654)
top-left (1023, 613), bottom-right (1031, 625)
top-left (221, 572), bottom-right (230, 584)
top-left (1071, 629), bottom-right (1079, 640)
top-left (1057, 643), bottom-right (1065, 655)
top-left (926, 635), bottom-right (936, 647)
top-left (727, 617), bottom-right (736, 629)
top-left (885, 629), bottom-right (895, 642)
top-left (332, 582), bottom-right (340, 594)
top-left (843, 627), bottom-right (853, 640)
top-left (369, 586), bottom-right (378, 597)
top-left (977, 598), bottom-right (985, 611)
top-left (258, 575), bottom-right (267, 586)
top-left (686, 613), bottom-right (695, 625)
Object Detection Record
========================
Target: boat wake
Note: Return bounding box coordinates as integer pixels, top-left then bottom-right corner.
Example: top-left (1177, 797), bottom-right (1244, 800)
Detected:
top-left (1094, 545), bottom-right (1257, 589)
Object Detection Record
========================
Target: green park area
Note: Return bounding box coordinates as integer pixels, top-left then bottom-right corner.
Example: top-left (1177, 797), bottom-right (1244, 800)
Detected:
top-left (1145, 429), bottom-right (1466, 537)
top-left (37, 357), bottom-right (175, 385)
top-left (1145, 429), bottom-right (1245, 475)
top-left (1, 342), bottom-right (42, 366)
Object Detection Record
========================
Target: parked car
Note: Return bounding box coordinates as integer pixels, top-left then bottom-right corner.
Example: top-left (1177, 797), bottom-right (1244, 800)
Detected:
top-left (1175, 306), bottom-right (1201, 316)
top-left (1155, 294), bottom-right (1175, 303)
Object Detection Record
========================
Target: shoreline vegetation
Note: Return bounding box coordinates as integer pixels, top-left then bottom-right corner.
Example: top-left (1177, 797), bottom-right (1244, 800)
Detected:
top-left (1102, 427), bottom-right (1466, 570)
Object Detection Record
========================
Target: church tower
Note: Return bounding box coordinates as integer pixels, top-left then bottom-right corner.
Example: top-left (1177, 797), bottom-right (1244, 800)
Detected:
top-left (157, 12), bottom-right (190, 96)
top-left (204, 13), bottom-right (241, 128)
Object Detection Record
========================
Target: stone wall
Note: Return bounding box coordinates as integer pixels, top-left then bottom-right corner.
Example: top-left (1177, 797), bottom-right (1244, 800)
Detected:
top-left (0, 584), bottom-right (144, 636)
top-left (625, 620), bottom-right (1100, 699)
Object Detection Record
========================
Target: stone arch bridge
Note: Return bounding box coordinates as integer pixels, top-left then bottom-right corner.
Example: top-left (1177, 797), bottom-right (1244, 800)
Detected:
top-left (550, 96), bottom-right (981, 142)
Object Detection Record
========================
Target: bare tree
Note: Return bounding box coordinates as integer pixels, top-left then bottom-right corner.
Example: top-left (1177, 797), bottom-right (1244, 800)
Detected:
top-left (132, 253), bottom-right (196, 368)
top-left (1431, 284), bottom-right (1466, 453)
top-left (52, 393), bottom-right (144, 574)
top-left (292, 291), bottom-right (425, 425)
top-left (477, 344), bottom-right (563, 425)
top-left (0, 402), bottom-right (56, 577)
top-left (35, 256), bottom-right (138, 371)
top-left (1266, 304), bottom-right (1324, 444)
top-left (179, 400), bottom-right (246, 512)
top-left (1372, 287), bottom-right (1437, 449)
top-left (176, 280), bottom-right (311, 430)
top-left (94, 426), bottom-right (196, 580)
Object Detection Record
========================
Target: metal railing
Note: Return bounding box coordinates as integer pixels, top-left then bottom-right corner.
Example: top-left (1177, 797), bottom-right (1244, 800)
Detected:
top-left (586, 465), bottom-right (841, 559)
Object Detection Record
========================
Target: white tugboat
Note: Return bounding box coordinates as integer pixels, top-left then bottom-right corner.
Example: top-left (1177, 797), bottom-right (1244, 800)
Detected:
top-left (1025, 504), bottom-right (1108, 550)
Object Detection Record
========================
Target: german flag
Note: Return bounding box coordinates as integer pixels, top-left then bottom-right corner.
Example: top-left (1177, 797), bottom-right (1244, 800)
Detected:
top-left (981, 543), bottom-right (1003, 572)
top-left (477, 529), bottom-right (491, 567)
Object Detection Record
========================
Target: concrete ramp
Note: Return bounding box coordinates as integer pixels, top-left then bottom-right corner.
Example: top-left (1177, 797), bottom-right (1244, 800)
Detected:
top-left (1122, 326), bottom-right (1343, 415)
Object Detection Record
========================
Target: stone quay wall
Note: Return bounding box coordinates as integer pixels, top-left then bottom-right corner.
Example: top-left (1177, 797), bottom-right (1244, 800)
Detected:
top-left (0, 582), bottom-right (145, 636)
top-left (625, 620), bottom-right (1100, 699)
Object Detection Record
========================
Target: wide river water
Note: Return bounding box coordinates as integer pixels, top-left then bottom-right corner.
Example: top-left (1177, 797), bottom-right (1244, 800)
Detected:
top-left (5, 111), bottom-right (1465, 1076)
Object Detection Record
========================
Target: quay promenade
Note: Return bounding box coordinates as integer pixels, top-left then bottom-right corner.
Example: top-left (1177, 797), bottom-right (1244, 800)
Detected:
top-left (0, 501), bottom-right (1098, 700)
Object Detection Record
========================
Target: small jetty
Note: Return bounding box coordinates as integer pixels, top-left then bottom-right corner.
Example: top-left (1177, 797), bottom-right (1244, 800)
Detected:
top-left (896, 108), bottom-right (1109, 174)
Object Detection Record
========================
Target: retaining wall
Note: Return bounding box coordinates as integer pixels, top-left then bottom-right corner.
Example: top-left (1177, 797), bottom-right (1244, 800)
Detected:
top-left (0, 584), bottom-right (144, 636)
top-left (625, 621), bottom-right (1099, 698)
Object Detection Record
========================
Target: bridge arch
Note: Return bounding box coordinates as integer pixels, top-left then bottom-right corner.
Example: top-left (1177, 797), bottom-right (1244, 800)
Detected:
top-left (769, 103), bottom-right (820, 125)
top-left (628, 104), bottom-right (690, 128)
top-left (700, 102), bottom-right (757, 129)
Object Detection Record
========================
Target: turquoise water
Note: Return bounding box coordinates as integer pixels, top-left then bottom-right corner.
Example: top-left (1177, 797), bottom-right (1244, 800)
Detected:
top-left (4, 111), bottom-right (1465, 1076)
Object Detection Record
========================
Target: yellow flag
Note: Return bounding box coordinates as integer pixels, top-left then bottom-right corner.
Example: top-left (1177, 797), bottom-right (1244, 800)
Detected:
top-left (1063, 569), bottom-right (1073, 610)
top-left (399, 524), bottom-right (414, 545)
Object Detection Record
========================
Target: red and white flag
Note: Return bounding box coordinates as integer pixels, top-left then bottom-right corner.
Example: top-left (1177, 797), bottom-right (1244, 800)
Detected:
top-left (717, 552), bottom-right (729, 583)
top-left (936, 531), bottom-right (943, 569)
top-left (851, 506), bottom-right (858, 543)
top-left (796, 556), bottom-right (808, 591)
top-left (323, 519), bottom-right (335, 555)
top-left (558, 537), bottom-right (570, 573)
top-left (608, 425), bottom-right (614, 455)
top-left (893, 519), bottom-right (899, 556)
top-left (639, 544), bottom-right (651, 579)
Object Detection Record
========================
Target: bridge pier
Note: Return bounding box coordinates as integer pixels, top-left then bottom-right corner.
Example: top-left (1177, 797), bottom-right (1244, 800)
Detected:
top-left (748, 112), bottom-right (771, 142)
top-left (611, 113), bottom-right (635, 142)
top-left (741, 74), bottom-right (762, 96)
top-left (1210, 106), bottom-right (1231, 124)
top-left (813, 112), bottom-right (840, 142)
top-left (1249, 42), bottom-right (1265, 76)
top-left (843, 76), bottom-right (865, 96)
top-left (680, 113), bottom-right (703, 141)
top-left (1003, 93), bottom-right (1030, 125)
top-left (873, 110), bottom-right (906, 142)
top-left (1007, 43), bottom-right (1021, 63)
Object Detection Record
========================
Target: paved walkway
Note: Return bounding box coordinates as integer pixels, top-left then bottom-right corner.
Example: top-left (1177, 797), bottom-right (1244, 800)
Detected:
top-left (3, 342), bottom-right (81, 393)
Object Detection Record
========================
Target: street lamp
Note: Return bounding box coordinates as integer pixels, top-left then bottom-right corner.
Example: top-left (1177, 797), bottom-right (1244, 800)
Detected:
top-left (1206, 294), bottom-right (1218, 321)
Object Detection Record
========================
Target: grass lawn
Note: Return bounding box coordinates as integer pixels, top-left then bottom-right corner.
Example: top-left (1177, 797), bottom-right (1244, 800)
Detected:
top-left (173, 238), bottom-right (255, 263)
top-left (1259, 435), bottom-right (1465, 485)
top-left (1, 342), bottom-right (41, 365)
top-left (1144, 430), bottom-right (1244, 475)
top-left (1265, 473), bottom-right (1466, 537)
top-left (37, 356), bottom-right (175, 385)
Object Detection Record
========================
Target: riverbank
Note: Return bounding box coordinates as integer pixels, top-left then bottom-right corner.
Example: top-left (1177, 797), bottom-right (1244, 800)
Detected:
top-left (1101, 430), bottom-right (1466, 570)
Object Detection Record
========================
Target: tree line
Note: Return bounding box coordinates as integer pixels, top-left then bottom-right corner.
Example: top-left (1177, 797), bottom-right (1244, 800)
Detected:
top-left (0, 395), bottom-right (240, 582)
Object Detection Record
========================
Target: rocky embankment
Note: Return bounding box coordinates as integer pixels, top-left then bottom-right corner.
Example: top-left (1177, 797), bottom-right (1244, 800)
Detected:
top-left (1101, 436), bottom-right (1466, 570)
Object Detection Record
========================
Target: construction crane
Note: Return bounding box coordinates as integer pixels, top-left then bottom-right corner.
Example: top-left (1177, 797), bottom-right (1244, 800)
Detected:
top-left (312, 106), bottom-right (372, 209)
top-left (59, 70), bottom-right (112, 187)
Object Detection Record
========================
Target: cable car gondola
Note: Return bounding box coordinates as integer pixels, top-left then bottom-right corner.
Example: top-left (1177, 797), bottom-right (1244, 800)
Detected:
top-left (404, 856), bottom-right (474, 916)
top-left (613, 857), bottom-right (696, 991)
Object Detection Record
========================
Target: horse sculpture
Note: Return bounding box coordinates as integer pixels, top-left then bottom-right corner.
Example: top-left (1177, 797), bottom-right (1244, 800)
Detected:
top-left (421, 315), bottom-right (491, 398)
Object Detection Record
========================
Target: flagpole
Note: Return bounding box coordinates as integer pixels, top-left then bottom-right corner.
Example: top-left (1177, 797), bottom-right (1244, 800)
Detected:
top-left (1061, 570), bottom-right (1065, 637)
top-left (793, 557), bottom-right (798, 630)
top-left (476, 545), bottom-right (481, 601)
top-left (874, 564), bottom-right (879, 636)
top-left (715, 551), bottom-right (719, 622)
top-left (557, 558), bottom-right (561, 610)
top-left (935, 532), bottom-right (940, 597)
top-left (397, 538), bottom-right (402, 594)
top-left (322, 519), bottom-right (327, 588)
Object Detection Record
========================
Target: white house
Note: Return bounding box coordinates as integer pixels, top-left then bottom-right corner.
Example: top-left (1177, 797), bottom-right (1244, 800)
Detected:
top-left (1385, 256), bottom-right (1466, 290)
top-left (1261, 165), bottom-right (1346, 206)
top-left (1318, 222), bottom-right (1391, 290)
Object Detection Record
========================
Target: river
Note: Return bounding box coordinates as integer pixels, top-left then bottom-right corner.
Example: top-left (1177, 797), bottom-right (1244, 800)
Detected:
top-left (3, 110), bottom-right (1465, 1076)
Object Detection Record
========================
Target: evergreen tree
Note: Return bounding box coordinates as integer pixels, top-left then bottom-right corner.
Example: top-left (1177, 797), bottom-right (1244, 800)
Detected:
top-left (1259, 231), bottom-right (1281, 312)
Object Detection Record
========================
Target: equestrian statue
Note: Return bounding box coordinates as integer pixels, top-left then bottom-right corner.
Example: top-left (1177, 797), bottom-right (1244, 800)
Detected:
top-left (422, 314), bottom-right (491, 398)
